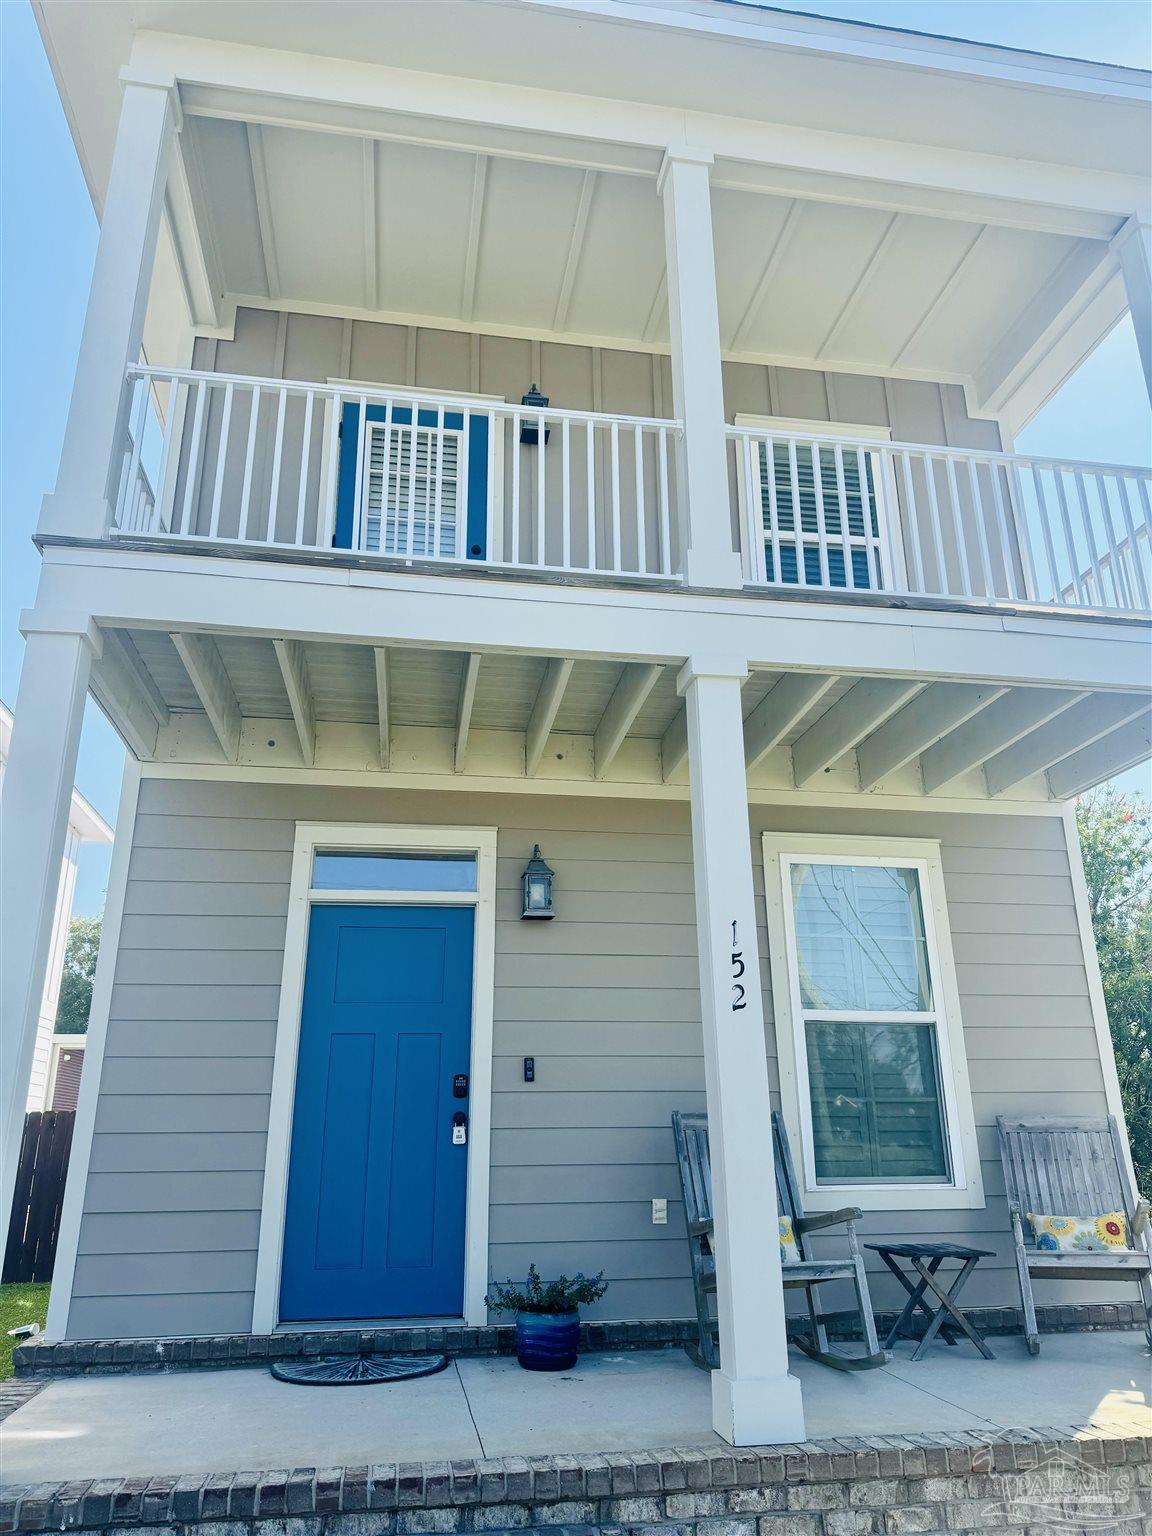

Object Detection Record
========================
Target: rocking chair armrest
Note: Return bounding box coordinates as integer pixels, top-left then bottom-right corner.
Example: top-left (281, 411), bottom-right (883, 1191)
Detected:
top-left (795, 1206), bottom-right (863, 1234)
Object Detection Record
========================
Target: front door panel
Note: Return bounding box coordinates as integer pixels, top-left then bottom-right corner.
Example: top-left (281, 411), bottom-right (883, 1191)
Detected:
top-left (280, 904), bottom-right (474, 1321)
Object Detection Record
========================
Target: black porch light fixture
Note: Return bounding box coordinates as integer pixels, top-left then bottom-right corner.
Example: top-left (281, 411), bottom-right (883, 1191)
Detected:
top-left (521, 844), bottom-right (556, 919)
top-left (519, 384), bottom-right (550, 446)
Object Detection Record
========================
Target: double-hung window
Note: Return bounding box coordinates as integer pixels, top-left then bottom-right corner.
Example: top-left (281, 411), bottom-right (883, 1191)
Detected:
top-left (763, 833), bottom-right (982, 1212)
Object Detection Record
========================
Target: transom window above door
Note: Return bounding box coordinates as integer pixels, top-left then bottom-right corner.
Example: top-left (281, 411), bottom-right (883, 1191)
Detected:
top-left (763, 833), bottom-right (983, 1212)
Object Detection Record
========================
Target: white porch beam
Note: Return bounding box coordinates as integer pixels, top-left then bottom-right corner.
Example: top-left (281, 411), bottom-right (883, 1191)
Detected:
top-left (919, 686), bottom-right (1086, 793)
top-left (455, 652), bottom-right (483, 773)
top-left (1113, 217), bottom-right (1152, 404)
top-left (678, 655), bottom-right (804, 1446)
top-left (164, 135), bottom-right (220, 329)
top-left (856, 681), bottom-right (1005, 791)
top-left (791, 677), bottom-right (923, 786)
top-left (461, 155), bottom-right (489, 323)
top-left (526, 657), bottom-right (574, 776)
top-left (743, 672), bottom-right (836, 771)
top-left (974, 238), bottom-right (1123, 418)
top-left (594, 662), bottom-right (662, 779)
top-left (89, 631), bottom-right (168, 760)
top-left (553, 170), bottom-right (597, 333)
top-left (170, 632), bottom-right (242, 762)
top-left (0, 626), bottom-right (98, 1250)
top-left (660, 707), bottom-right (689, 782)
top-left (39, 80), bottom-right (180, 540)
top-left (984, 691), bottom-right (1150, 797)
top-left (273, 638), bottom-right (316, 766)
top-left (1047, 711), bottom-right (1152, 800)
top-left (246, 123), bottom-right (281, 301)
top-left (374, 646), bottom-right (392, 769)
top-left (658, 148), bottom-right (743, 589)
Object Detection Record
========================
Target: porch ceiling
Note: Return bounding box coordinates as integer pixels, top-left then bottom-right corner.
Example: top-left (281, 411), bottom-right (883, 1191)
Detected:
top-left (177, 111), bottom-right (1119, 399)
top-left (91, 625), bottom-right (1151, 802)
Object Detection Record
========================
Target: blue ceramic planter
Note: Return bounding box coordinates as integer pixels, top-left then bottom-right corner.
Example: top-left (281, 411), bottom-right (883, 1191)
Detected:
top-left (515, 1308), bottom-right (580, 1371)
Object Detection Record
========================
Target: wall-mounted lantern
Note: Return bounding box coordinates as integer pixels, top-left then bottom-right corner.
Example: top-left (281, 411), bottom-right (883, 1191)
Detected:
top-left (521, 844), bottom-right (555, 919)
top-left (519, 384), bottom-right (550, 446)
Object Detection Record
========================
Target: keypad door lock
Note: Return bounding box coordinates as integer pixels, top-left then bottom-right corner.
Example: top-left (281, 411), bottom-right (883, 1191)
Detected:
top-left (452, 1111), bottom-right (468, 1146)
top-left (453, 1073), bottom-right (469, 1099)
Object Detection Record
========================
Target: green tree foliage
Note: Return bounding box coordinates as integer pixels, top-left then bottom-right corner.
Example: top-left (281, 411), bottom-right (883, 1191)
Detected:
top-left (1076, 790), bottom-right (1152, 1194)
top-left (53, 915), bottom-right (102, 1035)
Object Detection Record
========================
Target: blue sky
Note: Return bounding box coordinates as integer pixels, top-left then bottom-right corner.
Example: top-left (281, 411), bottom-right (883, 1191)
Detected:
top-left (1, 0), bottom-right (1149, 918)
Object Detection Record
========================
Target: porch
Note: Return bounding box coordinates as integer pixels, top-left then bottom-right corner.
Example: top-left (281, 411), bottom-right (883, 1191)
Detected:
top-left (1, 1332), bottom-right (1148, 1526)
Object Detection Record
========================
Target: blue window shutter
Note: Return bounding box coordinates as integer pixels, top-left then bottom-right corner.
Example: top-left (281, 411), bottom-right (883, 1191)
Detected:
top-left (465, 414), bottom-right (489, 559)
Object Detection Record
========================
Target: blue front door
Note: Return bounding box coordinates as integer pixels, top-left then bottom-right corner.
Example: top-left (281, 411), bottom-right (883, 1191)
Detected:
top-left (280, 904), bottom-right (475, 1322)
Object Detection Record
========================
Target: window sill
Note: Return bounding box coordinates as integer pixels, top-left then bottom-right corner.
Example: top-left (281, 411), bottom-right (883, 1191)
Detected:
top-left (799, 1182), bottom-right (986, 1214)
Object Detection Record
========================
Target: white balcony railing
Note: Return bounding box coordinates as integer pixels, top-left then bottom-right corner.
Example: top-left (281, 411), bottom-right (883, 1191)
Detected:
top-left (110, 367), bottom-right (1152, 617)
top-left (113, 367), bottom-right (682, 581)
top-left (728, 426), bottom-right (1152, 615)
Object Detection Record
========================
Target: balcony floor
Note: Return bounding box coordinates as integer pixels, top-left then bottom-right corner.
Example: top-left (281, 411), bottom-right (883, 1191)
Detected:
top-left (2, 1330), bottom-right (1147, 1481)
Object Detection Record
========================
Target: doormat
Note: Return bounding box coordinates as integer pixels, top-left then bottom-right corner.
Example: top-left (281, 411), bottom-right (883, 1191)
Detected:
top-left (270, 1352), bottom-right (449, 1385)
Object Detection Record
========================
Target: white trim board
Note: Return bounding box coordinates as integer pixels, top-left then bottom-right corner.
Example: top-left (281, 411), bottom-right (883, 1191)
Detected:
top-left (761, 830), bottom-right (984, 1214)
top-left (46, 759), bottom-right (141, 1342)
top-left (251, 821), bottom-right (498, 1333)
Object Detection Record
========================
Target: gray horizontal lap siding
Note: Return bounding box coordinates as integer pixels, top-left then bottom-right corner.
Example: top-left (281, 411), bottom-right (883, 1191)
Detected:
top-left (66, 779), bottom-right (1112, 1338)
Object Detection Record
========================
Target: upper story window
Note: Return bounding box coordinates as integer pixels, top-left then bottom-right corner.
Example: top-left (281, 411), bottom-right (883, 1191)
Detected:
top-left (763, 832), bottom-right (983, 1212)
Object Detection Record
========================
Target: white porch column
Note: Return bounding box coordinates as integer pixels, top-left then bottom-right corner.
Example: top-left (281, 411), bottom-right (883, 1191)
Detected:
top-left (0, 624), bottom-right (98, 1247)
top-left (658, 149), bottom-right (744, 591)
top-left (678, 655), bottom-right (805, 1446)
top-left (1113, 217), bottom-right (1152, 405)
top-left (39, 76), bottom-right (180, 540)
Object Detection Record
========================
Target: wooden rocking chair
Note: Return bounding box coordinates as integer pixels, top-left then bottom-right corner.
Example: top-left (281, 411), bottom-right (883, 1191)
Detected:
top-left (996, 1114), bottom-right (1152, 1355)
top-left (671, 1109), bottom-right (888, 1372)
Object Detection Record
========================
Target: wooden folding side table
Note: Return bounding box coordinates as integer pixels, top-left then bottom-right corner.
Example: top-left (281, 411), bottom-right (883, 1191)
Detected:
top-left (867, 1241), bottom-right (997, 1361)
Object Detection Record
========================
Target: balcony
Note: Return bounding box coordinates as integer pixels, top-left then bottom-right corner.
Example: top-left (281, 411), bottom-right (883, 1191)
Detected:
top-left (110, 365), bottom-right (1152, 618)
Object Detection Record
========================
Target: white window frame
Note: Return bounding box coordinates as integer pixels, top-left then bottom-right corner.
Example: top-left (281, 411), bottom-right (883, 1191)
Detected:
top-left (252, 822), bottom-right (498, 1332)
top-left (762, 831), bottom-right (983, 1212)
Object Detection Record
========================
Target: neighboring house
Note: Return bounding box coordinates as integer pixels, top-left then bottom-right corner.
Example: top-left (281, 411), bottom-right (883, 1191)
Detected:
top-left (1, 0), bottom-right (1149, 1447)
top-left (0, 703), bottom-right (111, 1114)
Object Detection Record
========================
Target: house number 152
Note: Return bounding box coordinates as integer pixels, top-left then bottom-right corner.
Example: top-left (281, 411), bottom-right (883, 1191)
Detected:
top-left (730, 920), bottom-right (747, 1011)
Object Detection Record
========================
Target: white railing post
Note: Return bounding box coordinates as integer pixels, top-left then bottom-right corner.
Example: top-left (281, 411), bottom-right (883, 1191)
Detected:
top-left (1113, 218), bottom-right (1152, 406)
top-left (40, 78), bottom-right (180, 540)
top-left (659, 149), bottom-right (743, 588)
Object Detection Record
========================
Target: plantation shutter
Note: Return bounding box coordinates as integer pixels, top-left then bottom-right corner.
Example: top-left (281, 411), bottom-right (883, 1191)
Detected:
top-left (363, 420), bottom-right (460, 558)
top-left (757, 441), bottom-right (881, 588)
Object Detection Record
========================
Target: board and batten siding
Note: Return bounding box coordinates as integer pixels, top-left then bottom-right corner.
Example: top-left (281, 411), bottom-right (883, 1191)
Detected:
top-left (66, 778), bottom-right (1107, 1340)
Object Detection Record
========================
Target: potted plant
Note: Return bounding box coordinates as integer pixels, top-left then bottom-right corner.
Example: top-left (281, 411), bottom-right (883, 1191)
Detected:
top-left (485, 1264), bottom-right (608, 1371)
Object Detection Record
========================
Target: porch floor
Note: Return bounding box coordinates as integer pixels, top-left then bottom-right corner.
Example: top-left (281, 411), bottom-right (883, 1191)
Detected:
top-left (1, 1330), bottom-right (1148, 1483)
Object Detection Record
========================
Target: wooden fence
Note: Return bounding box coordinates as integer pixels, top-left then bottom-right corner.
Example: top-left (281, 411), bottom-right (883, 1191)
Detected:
top-left (3, 1110), bottom-right (75, 1284)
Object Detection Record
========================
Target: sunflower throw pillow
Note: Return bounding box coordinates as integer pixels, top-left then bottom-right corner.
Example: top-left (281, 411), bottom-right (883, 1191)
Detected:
top-left (1028, 1212), bottom-right (1129, 1252)
top-left (779, 1217), bottom-right (801, 1265)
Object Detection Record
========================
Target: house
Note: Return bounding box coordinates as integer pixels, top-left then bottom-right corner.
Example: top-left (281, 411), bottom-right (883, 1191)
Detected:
top-left (0, 702), bottom-right (111, 1115)
top-left (1, 0), bottom-right (1149, 1450)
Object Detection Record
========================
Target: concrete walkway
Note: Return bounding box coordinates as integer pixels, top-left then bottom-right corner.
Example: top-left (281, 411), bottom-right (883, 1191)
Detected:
top-left (1, 1331), bottom-right (1148, 1483)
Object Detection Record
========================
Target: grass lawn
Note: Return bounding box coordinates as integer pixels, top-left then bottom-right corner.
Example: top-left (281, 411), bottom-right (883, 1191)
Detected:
top-left (0, 1284), bottom-right (50, 1380)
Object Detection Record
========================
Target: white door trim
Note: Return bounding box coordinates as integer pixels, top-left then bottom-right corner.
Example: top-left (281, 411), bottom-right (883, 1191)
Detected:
top-left (251, 821), bottom-right (498, 1333)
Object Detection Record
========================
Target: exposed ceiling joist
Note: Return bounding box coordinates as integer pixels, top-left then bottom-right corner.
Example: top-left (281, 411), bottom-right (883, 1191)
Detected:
top-left (170, 632), bottom-right (242, 761)
top-left (792, 677), bottom-right (923, 786)
top-left (460, 155), bottom-right (488, 323)
top-left (594, 663), bottom-right (662, 779)
top-left (660, 707), bottom-right (689, 782)
top-left (362, 139), bottom-right (379, 311)
top-left (90, 634), bottom-right (167, 760)
top-left (744, 673), bottom-right (836, 771)
top-left (374, 646), bottom-right (391, 769)
top-left (245, 123), bottom-right (281, 301)
top-left (455, 653), bottom-right (482, 773)
top-left (1047, 711), bottom-right (1152, 800)
top-left (526, 657), bottom-right (574, 776)
top-left (919, 686), bottom-right (1086, 793)
top-left (102, 629), bottom-right (172, 733)
top-left (553, 170), bottom-right (597, 333)
top-left (984, 691), bottom-right (1150, 796)
top-left (856, 681), bottom-right (1005, 791)
top-left (273, 638), bottom-right (316, 766)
